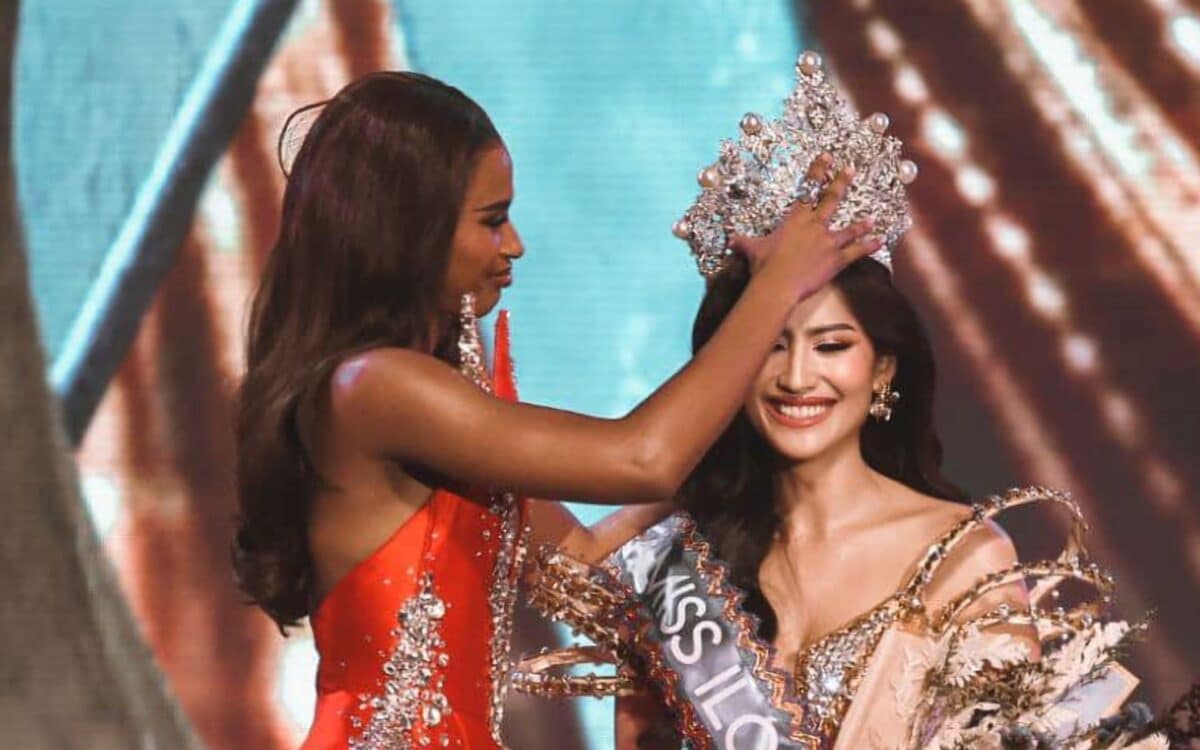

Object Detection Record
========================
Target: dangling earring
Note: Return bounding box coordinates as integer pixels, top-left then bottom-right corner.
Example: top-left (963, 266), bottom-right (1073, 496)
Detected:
top-left (458, 293), bottom-right (491, 392)
top-left (869, 381), bottom-right (900, 422)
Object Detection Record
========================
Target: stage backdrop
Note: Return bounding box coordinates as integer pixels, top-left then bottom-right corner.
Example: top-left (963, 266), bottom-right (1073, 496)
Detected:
top-left (14, 0), bottom-right (1200, 747)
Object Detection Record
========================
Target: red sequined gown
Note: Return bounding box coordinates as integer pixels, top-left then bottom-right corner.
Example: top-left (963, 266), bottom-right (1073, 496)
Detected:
top-left (301, 312), bottom-right (526, 750)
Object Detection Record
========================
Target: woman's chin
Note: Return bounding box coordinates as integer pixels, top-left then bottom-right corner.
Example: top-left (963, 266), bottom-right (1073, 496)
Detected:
top-left (769, 440), bottom-right (832, 464)
top-left (762, 424), bottom-right (856, 464)
top-left (474, 288), bottom-right (502, 315)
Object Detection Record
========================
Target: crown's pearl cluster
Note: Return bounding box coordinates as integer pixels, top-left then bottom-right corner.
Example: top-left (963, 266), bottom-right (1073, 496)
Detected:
top-left (798, 50), bottom-right (823, 76)
top-left (674, 50), bottom-right (918, 277)
top-left (740, 112), bottom-right (764, 136)
top-left (697, 165), bottom-right (721, 189)
top-left (671, 217), bottom-right (691, 240)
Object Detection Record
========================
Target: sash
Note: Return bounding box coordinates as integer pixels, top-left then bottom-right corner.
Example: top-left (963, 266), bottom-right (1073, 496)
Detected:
top-left (597, 514), bottom-right (823, 750)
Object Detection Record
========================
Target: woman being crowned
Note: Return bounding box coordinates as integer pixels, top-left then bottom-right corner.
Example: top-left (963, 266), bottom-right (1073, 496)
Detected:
top-left (518, 52), bottom-right (1163, 750)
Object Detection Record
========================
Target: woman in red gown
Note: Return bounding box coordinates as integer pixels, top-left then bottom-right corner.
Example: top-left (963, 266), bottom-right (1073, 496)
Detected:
top-left (231, 71), bottom-right (880, 749)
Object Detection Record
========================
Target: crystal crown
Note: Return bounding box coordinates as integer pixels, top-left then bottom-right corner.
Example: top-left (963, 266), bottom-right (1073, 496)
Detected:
top-left (674, 50), bottom-right (918, 277)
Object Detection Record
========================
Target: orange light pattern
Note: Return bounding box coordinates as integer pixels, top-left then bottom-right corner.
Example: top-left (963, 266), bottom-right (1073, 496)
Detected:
top-left (814, 0), bottom-right (1200, 704)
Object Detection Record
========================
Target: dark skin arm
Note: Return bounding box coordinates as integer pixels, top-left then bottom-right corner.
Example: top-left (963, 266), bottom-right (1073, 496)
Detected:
top-left (525, 499), bottom-right (675, 570)
top-left (328, 165), bottom-right (877, 506)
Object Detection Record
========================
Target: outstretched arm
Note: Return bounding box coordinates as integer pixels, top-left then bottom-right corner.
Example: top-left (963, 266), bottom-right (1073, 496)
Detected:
top-left (526, 499), bottom-right (674, 565)
top-left (327, 166), bottom-right (879, 505)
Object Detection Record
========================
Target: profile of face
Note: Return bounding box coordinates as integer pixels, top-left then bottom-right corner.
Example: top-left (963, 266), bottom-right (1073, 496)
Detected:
top-left (744, 285), bottom-right (896, 463)
top-left (441, 144), bottom-right (524, 315)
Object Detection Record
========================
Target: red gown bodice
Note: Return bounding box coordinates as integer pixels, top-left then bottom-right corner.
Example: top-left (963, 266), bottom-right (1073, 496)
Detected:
top-left (301, 312), bottom-right (525, 750)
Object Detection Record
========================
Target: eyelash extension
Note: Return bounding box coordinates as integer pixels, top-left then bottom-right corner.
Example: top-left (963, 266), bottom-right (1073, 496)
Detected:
top-left (483, 214), bottom-right (509, 228)
top-left (815, 341), bottom-right (852, 353)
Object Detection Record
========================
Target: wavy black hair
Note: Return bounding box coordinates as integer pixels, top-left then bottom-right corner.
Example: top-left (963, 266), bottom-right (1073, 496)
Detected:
top-left (680, 256), bottom-right (966, 639)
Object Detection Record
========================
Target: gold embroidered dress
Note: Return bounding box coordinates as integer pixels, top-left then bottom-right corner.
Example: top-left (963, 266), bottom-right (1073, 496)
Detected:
top-left (517, 487), bottom-right (1154, 750)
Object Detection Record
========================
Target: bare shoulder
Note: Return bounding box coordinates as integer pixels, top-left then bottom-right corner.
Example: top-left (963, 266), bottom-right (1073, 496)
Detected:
top-left (324, 347), bottom-right (476, 457)
top-left (330, 348), bottom-right (460, 417)
top-left (879, 479), bottom-right (1020, 601)
top-left (958, 518), bottom-right (1019, 572)
top-left (331, 347), bottom-right (455, 400)
top-left (877, 476), bottom-right (972, 540)
top-left (924, 510), bottom-right (1023, 612)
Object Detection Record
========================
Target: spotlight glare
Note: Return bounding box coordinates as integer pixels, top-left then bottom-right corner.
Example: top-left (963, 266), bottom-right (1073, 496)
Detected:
top-left (986, 215), bottom-right (1031, 260)
top-left (1101, 392), bottom-right (1137, 433)
top-left (82, 473), bottom-right (122, 541)
top-left (894, 64), bottom-right (929, 103)
top-left (276, 635), bottom-right (320, 738)
top-left (956, 164), bottom-right (996, 205)
top-left (922, 109), bottom-right (967, 158)
top-left (866, 19), bottom-right (903, 58)
top-left (1169, 13), bottom-right (1200, 65)
top-left (1028, 271), bottom-right (1067, 317)
top-left (1063, 334), bottom-right (1098, 373)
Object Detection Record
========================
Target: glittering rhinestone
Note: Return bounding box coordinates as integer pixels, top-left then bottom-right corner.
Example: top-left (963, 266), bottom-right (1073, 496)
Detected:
top-left (422, 705), bottom-right (442, 726)
top-left (807, 104), bottom-right (829, 129)
top-left (349, 574), bottom-right (451, 749)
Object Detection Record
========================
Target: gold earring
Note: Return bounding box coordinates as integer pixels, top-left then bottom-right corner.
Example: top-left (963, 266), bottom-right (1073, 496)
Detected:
top-left (869, 381), bottom-right (900, 422)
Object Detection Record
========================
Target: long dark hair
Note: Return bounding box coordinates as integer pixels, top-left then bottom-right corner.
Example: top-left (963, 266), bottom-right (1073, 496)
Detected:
top-left (681, 257), bottom-right (966, 639)
top-left (232, 72), bottom-right (501, 631)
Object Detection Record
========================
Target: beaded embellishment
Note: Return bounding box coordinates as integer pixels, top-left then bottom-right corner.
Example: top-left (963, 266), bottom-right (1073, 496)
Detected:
top-left (793, 601), bottom-right (904, 736)
top-left (349, 573), bottom-right (452, 750)
top-left (458, 293), bottom-right (529, 746)
top-left (457, 293), bottom-right (489, 390)
top-left (792, 485), bottom-right (1096, 740)
top-left (348, 294), bottom-right (527, 749)
top-left (486, 490), bottom-right (527, 745)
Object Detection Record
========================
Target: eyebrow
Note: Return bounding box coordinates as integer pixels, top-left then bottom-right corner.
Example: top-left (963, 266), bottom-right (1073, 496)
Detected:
top-left (803, 323), bottom-right (858, 336)
top-left (474, 199), bottom-right (512, 213)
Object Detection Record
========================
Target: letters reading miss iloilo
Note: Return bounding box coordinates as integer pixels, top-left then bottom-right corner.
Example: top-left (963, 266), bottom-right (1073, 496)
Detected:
top-left (607, 515), bottom-right (820, 750)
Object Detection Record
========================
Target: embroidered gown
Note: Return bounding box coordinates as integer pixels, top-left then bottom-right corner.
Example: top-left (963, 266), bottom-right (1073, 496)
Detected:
top-left (520, 487), bottom-right (1131, 750)
top-left (301, 312), bottom-right (526, 750)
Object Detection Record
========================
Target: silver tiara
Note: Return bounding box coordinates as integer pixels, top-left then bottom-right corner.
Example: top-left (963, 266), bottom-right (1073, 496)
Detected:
top-left (673, 50), bottom-right (918, 277)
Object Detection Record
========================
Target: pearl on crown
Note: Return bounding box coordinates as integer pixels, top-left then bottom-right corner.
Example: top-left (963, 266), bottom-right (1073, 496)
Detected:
top-left (798, 50), bottom-right (823, 76)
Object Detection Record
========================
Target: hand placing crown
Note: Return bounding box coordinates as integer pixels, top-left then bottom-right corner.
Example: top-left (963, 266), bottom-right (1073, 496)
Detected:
top-left (673, 50), bottom-right (919, 277)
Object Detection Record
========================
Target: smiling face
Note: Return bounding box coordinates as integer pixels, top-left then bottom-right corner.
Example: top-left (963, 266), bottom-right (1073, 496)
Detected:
top-left (441, 143), bottom-right (524, 315)
top-left (744, 285), bottom-right (896, 464)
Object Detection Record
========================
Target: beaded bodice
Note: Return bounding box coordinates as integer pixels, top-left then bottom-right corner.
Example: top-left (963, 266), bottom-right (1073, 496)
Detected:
top-left (787, 508), bottom-right (975, 739)
top-left (792, 594), bottom-right (907, 737)
top-left (789, 487), bottom-right (1086, 742)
